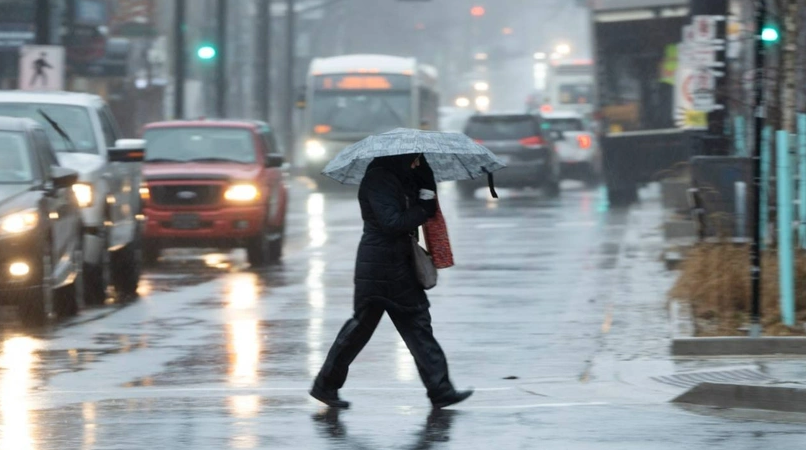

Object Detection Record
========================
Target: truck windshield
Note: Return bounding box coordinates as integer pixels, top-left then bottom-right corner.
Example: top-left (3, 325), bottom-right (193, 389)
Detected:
top-left (144, 128), bottom-right (257, 164)
top-left (0, 103), bottom-right (97, 154)
top-left (311, 92), bottom-right (410, 134)
top-left (0, 131), bottom-right (33, 184)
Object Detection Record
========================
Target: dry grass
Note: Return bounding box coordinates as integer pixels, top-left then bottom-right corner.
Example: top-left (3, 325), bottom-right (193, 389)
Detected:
top-left (670, 243), bottom-right (806, 336)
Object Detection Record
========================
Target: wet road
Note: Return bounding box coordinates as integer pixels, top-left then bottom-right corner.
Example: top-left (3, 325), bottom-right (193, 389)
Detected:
top-left (1, 181), bottom-right (806, 449)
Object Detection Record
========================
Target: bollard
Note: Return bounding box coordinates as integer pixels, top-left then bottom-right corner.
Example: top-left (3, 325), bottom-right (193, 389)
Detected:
top-left (734, 116), bottom-right (747, 157)
top-left (761, 126), bottom-right (772, 249)
top-left (799, 114), bottom-right (806, 248)
top-left (776, 130), bottom-right (796, 327)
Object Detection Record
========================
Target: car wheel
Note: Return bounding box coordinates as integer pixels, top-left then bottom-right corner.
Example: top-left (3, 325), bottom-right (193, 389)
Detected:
top-left (247, 223), bottom-right (272, 268)
top-left (84, 226), bottom-right (110, 306)
top-left (110, 223), bottom-right (142, 300)
top-left (143, 242), bottom-right (161, 267)
top-left (20, 246), bottom-right (53, 327)
top-left (55, 236), bottom-right (83, 318)
top-left (269, 225), bottom-right (285, 263)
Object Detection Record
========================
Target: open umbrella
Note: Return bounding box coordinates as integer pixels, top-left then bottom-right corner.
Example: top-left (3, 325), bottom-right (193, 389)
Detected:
top-left (321, 128), bottom-right (506, 196)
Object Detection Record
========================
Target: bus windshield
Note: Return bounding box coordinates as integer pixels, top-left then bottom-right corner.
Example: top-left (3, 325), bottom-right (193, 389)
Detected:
top-left (311, 91), bottom-right (410, 134)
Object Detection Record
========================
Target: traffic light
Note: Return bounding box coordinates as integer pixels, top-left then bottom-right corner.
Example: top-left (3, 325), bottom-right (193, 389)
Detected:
top-left (197, 44), bottom-right (217, 60)
top-left (761, 25), bottom-right (780, 43)
top-left (470, 6), bottom-right (485, 17)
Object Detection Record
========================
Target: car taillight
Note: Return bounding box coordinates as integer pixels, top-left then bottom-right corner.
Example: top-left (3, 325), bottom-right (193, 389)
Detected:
top-left (577, 134), bottom-right (592, 149)
top-left (473, 139), bottom-right (484, 144)
top-left (519, 136), bottom-right (545, 148)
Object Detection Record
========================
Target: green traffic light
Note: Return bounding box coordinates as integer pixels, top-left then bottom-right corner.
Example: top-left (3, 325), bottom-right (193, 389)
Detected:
top-left (761, 26), bottom-right (780, 43)
top-left (197, 45), bottom-right (216, 60)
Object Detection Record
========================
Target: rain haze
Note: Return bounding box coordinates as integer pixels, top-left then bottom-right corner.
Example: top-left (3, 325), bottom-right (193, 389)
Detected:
top-left (0, 0), bottom-right (805, 449)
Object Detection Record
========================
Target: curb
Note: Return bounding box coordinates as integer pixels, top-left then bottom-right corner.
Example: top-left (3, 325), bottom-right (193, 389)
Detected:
top-left (673, 382), bottom-right (806, 413)
top-left (672, 336), bottom-right (806, 356)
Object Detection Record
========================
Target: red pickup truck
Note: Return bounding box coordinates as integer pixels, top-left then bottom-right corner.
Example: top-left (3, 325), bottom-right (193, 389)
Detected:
top-left (140, 120), bottom-right (288, 266)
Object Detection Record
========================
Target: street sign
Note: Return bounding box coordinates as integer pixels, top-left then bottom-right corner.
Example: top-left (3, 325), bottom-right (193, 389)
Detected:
top-left (18, 45), bottom-right (65, 91)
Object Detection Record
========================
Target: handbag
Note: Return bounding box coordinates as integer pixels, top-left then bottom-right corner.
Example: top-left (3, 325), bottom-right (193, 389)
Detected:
top-left (411, 234), bottom-right (438, 290)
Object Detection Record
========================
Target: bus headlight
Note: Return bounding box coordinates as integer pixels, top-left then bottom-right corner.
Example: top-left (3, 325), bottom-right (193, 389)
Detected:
top-left (72, 183), bottom-right (94, 208)
top-left (455, 97), bottom-right (470, 108)
top-left (224, 184), bottom-right (260, 202)
top-left (306, 140), bottom-right (327, 160)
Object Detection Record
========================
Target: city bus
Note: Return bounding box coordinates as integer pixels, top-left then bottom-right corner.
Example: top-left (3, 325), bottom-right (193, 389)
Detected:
top-left (301, 54), bottom-right (439, 182)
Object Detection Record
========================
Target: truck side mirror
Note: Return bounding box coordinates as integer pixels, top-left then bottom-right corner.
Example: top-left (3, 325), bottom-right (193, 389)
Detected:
top-left (109, 139), bottom-right (145, 162)
top-left (265, 154), bottom-right (284, 168)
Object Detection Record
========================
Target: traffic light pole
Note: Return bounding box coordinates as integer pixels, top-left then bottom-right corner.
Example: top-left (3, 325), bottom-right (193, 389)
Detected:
top-left (255, 0), bottom-right (272, 121)
top-left (174, 0), bottom-right (186, 119)
top-left (216, 0), bottom-right (228, 118)
top-left (750, 0), bottom-right (768, 338)
top-left (34, 0), bottom-right (50, 44)
top-left (284, 0), bottom-right (295, 159)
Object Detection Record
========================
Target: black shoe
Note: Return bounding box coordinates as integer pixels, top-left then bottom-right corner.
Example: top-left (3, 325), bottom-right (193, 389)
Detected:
top-left (431, 389), bottom-right (474, 409)
top-left (310, 385), bottom-right (350, 409)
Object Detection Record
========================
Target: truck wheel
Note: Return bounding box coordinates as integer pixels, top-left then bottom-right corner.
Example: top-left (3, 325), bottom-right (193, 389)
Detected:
top-left (20, 247), bottom-right (53, 327)
top-left (110, 224), bottom-right (142, 300)
top-left (247, 224), bottom-right (272, 267)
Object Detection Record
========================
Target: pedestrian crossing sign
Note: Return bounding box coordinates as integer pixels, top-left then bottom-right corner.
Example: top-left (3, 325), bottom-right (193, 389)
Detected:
top-left (18, 45), bottom-right (65, 91)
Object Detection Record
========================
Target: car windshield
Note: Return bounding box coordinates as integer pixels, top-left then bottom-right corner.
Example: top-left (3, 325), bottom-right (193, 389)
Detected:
top-left (464, 116), bottom-right (538, 141)
top-left (558, 84), bottom-right (593, 105)
top-left (0, 103), bottom-right (97, 153)
top-left (0, 131), bottom-right (33, 184)
top-left (311, 92), bottom-right (410, 134)
top-left (144, 127), bottom-right (257, 164)
top-left (545, 118), bottom-right (585, 132)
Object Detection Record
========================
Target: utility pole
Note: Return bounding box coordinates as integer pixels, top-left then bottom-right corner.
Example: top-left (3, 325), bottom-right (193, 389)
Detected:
top-left (174, 0), bottom-right (186, 119)
top-left (216, 0), bottom-right (228, 118)
top-left (34, 0), bottom-right (50, 44)
top-left (750, 0), bottom-right (768, 338)
top-left (284, 0), bottom-right (295, 159)
top-left (255, 0), bottom-right (272, 121)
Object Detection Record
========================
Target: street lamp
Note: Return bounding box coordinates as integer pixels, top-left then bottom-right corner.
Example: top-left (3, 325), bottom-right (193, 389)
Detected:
top-left (533, 52), bottom-right (547, 60)
top-left (474, 81), bottom-right (489, 92)
top-left (470, 6), bottom-right (485, 17)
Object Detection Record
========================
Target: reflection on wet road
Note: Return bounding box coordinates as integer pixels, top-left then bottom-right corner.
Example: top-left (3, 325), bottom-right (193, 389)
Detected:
top-left (1, 181), bottom-right (805, 449)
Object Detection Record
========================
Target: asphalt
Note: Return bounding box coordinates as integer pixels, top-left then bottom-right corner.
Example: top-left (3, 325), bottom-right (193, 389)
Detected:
top-left (1, 181), bottom-right (806, 449)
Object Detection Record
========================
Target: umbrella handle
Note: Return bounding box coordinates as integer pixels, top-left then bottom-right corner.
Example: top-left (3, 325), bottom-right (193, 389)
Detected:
top-left (483, 167), bottom-right (498, 199)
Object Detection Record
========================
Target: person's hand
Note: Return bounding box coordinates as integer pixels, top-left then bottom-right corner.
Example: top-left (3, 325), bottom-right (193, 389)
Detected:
top-left (418, 198), bottom-right (437, 218)
top-left (412, 156), bottom-right (437, 191)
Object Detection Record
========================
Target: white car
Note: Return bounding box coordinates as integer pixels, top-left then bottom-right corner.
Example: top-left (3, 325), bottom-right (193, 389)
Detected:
top-left (540, 111), bottom-right (601, 186)
top-left (0, 91), bottom-right (145, 305)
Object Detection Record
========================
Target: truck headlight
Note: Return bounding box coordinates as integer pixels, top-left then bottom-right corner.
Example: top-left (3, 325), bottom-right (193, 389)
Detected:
top-left (0, 209), bottom-right (39, 235)
top-left (224, 184), bottom-right (259, 202)
top-left (72, 183), bottom-right (94, 208)
top-left (306, 140), bottom-right (327, 160)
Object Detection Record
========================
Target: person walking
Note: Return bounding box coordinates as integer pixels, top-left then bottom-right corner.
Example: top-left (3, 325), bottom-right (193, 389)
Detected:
top-left (310, 153), bottom-right (473, 409)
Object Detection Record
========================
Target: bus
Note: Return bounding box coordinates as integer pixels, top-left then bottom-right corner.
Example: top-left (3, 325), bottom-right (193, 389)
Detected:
top-left (301, 54), bottom-right (439, 181)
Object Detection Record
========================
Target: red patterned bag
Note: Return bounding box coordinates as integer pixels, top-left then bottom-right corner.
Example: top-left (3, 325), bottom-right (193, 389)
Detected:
top-left (422, 199), bottom-right (454, 269)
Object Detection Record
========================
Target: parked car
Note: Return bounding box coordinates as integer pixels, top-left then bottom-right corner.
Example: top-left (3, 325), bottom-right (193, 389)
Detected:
top-left (0, 117), bottom-right (84, 325)
top-left (140, 120), bottom-right (289, 267)
top-left (540, 111), bottom-right (602, 186)
top-left (460, 112), bottom-right (561, 199)
top-left (0, 91), bottom-right (146, 306)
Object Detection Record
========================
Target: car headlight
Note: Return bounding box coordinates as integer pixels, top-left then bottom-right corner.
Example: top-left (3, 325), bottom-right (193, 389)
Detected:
top-left (72, 183), bottom-right (94, 208)
top-left (0, 209), bottom-right (39, 235)
top-left (224, 184), bottom-right (260, 202)
top-left (306, 140), bottom-right (327, 160)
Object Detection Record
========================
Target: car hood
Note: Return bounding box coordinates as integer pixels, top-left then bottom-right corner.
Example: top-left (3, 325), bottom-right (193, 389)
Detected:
top-left (143, 163), bottom-right (262, 182)
top-left (0, 184), bottom-right (35, 214)
top-left (56, 152), bottom-right (105, 181)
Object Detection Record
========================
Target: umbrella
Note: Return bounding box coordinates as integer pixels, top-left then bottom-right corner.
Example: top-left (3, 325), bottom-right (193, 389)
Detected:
top-left (321, 128), bottom-right (506, 196)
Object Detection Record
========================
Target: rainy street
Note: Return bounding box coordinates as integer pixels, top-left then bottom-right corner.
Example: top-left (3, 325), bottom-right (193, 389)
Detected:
top-left (0, 181), bottom-right (804, 449)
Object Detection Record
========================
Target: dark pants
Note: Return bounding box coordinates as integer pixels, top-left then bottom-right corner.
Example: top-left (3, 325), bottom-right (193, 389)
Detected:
top-left (315, 304), bottom-right (453, 399)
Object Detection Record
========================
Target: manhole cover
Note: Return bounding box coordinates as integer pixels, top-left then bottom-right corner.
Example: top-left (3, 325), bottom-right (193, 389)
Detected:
top-left (652, 367), bottom-right (773, 389)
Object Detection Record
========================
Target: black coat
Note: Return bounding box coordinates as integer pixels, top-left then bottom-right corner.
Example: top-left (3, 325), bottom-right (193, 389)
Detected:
top-left (354, 164), bottom-right (430, 313)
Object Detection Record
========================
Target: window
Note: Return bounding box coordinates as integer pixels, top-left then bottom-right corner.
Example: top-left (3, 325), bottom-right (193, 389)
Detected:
top-left (98, 108), bottom-right (118, 148)
top-left (32, 129), bottom-right (58, 177)
top-left (464, 116), bottom-right (539, 141)
top-left (0, 103), bottom-right (98, 153)
top-left (143, 127), bottom-right (257, 164)
top-left (0, 131), bottom-right (34, 184)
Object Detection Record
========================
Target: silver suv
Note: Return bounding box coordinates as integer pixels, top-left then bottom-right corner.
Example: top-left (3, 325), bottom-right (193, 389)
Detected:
top-left (0, 91), bottom-right (145, 305)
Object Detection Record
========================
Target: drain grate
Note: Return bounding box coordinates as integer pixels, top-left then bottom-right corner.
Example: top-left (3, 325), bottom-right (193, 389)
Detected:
top-left (652, 367), bottom-right (773, 389)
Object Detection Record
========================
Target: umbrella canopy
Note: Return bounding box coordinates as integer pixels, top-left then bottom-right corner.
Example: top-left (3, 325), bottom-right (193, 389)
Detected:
top-left (321, 128), bottom-right (506, 185)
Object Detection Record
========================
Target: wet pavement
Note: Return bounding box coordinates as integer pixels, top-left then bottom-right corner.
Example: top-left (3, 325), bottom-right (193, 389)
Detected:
top-left (2, 181), bottom-right (806, 449)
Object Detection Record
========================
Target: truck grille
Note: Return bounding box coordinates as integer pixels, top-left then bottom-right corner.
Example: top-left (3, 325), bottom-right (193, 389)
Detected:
top-left (150, 184), bottom-right (222, 207)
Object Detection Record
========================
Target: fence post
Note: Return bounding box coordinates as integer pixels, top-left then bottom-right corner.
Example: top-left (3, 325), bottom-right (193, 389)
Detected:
top-left (776, 130), bottom-right (796, 327)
